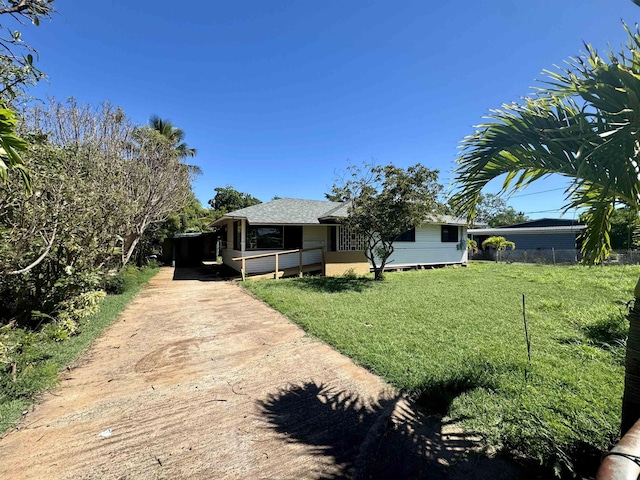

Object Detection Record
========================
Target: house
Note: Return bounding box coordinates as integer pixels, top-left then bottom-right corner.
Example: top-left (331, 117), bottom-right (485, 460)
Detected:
top-left (211, 198), bottom-right (468, 278)
top-left (468, 218), bottom-right (585, 263)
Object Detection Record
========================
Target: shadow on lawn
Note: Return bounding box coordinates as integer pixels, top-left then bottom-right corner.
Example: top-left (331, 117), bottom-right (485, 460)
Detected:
top-left (288, 276), bottom-right (376, 294)
top-left (257, 380), bottom-right (526, 480)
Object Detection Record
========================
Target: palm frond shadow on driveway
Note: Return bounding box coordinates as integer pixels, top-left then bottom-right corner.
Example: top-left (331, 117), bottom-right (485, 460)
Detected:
top-left (257, 381), bottom-right (524, 480)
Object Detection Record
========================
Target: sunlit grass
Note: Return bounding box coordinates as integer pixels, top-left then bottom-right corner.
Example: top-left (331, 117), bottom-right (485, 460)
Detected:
top-left (243, 263), bottom-right (640, 476)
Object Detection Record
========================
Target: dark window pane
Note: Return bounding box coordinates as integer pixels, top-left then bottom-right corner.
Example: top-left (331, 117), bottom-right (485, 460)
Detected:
top-left (441, 225), bottom-right (459, 243)
top-left (233, 221), bottom-right (241, 250)
top-left (284, 226), bottom-right (303, 249)
top-left (395, 227), bottom-right (416, 242)
top-left (247, 225), bottom-right (284, 250)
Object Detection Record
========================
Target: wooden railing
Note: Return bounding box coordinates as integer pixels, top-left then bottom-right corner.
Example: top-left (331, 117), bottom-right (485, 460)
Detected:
top-left (232, 247), bottom-right (325, 280)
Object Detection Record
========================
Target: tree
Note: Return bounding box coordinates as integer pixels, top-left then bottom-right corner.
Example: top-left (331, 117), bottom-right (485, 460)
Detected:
top-left (0, 0), bottom-right (56, 190)
top-left (149, 115), bottom-right (197, 159)
top-left (608, 207), bottom-right (640, 250)
top-left (481, 236), bottom-right (515, 262)
top-left (0, 104), bottom-right (28, 190)
top-left (208, 185), bottom-right (261, 213)
top-left (473, 193), bottom-right (528, 227)
top-left (0, 0), bottom-right (55, 100)
top-left (329, 163), bottom-right (444, 280)
top-left (450, 23), bottom-right (640, 435)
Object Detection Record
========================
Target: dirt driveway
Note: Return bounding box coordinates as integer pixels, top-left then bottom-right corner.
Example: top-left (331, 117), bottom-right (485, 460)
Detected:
top-left (0, 267), bottom-right (521, 479)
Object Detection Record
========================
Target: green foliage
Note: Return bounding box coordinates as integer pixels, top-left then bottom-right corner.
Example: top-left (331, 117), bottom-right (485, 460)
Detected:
top-left (208, 185), bottom-right (261, 212)
top-left (1, 99), bottom-right (195, 321)
top-left (244, 263), bottom-right (639, 477)
top-left (0, 265), bottom-right (158, 433)
top-left (473, 193), bottom-right (528, 227)
top-left (149, 115), bottom-right (197, 160)
top-left (608, 207), bottom-right (640, 250)
top-left (451, 24), bottom-right (640, 265)
top-left (0, 1), bottom-right (55, 100)
top-left (0, 104), bottom-right (28, 190)
top-left (482, 236), bottom-right (516, 251)
top-left (329, 163), bottom-right (445, 280)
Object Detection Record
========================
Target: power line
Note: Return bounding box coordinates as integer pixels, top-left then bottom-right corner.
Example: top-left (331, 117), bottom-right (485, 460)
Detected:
top-left (509, 187), bottom-right (565, 198)
top-left (522, 208), bottom-right (564, 214)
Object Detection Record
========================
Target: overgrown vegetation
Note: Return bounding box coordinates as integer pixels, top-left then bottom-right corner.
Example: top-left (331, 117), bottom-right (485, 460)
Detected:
top-left (243, 263), bottom-right (639, 478)
top-left (0, 265), bottom-right (158, 434)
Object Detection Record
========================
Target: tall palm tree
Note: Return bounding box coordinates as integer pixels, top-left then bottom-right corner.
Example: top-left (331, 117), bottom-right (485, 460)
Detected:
top-left (149, 115), bottom-right (201, 175)
top-left (451, 24), bottom-right (640, 435)
top-left (149, 115), bottom-right (197, 159)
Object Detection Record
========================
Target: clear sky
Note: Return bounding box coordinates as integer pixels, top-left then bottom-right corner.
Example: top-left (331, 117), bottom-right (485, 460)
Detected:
top-left (16, 0), bottom-right (640, 219)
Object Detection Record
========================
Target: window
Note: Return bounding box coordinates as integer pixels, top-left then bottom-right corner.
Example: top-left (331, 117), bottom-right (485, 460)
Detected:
top-left (233, 221), bottom-right (242, 250)
top-left (441, 225), bottom-right (459, 243)
top-left (246, 225), bottom-right (284, 250)
top-left (395, 227), bottom-right (416, 242)
top-left (283, 226), bottom-right (303, 249)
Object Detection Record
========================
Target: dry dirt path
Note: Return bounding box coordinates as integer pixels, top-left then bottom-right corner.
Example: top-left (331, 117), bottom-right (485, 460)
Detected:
top-left (0, 267), bottom-right (521, 479)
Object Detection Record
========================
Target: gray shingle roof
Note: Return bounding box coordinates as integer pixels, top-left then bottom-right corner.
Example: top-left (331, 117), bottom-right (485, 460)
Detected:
top-left (212, 198), bottom-right (468, 226)
top-left (214, 198), bottom-right (345, 225)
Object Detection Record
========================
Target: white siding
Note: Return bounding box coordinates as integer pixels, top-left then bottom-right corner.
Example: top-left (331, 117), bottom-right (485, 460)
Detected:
top-left (376, 225), bottom-right (467, 267)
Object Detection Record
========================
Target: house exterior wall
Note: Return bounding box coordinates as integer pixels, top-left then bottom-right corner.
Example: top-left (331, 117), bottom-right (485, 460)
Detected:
top-left (219, 220), bottom-right (468, 275)
top-left (325, 251), bottom-right (369, 276)
top-left (495, 232), bottom-right (578, 250)
top-left (380, 224), bottom-right (468, 268)
top-left (221, 223), bottom-right (327, 274)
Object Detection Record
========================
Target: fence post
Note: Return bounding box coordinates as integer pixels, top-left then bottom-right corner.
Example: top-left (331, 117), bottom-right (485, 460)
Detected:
top-left (275, 253), bottom-right (279, 280)
top-left (552, 247), bottom-right (556, 266)
top-left (299, 249), bottom-right (303, 277)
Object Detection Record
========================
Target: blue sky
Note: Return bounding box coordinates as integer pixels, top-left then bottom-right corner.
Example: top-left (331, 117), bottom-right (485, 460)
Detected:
top-left (17, 0), bottom-right (640, 218)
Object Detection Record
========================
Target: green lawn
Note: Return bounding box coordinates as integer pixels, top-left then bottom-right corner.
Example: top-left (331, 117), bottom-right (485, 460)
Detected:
top-left (243, 263), bottom-right (640, 476)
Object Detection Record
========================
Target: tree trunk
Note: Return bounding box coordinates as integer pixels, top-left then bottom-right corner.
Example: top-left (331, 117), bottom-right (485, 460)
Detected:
top-left (622, 277), bottom-right (640, 435)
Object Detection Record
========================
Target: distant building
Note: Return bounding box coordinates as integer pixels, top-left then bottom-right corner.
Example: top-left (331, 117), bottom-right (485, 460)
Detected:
top-left (468, 218), bottom-right (585, 263)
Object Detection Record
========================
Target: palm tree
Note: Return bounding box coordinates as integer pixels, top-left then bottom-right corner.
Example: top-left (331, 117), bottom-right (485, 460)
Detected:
top-left (481, 236), bottom-right (515, 263)
top-left (149, 115), bottom-right (201, 175)
top-left (451, 24), bottom-right (640, 435)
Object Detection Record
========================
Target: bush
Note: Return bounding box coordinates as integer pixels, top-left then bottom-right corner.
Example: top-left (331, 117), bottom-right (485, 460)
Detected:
top-left (103, 265), bottom-right (143, 295)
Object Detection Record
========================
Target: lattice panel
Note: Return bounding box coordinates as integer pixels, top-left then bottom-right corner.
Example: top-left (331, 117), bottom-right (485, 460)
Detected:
top-left (338, 226), bottom-right (367, 251)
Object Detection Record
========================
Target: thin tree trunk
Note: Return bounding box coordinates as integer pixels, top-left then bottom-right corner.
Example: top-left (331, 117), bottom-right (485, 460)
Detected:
top-left (622, 278), bottom-right (640, 434)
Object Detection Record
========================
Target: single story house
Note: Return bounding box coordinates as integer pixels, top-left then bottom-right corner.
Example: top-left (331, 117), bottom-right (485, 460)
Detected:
top-left (468, 218), bottom-right (585, 262)
top-left (211, 198), bottom-right (468, 278)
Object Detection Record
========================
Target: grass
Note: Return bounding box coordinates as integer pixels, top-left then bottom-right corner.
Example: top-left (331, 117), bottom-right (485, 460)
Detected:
top-left (0, 266), bottom-right (159, 434)
top-left (243, 263), bottom-right (640, 477)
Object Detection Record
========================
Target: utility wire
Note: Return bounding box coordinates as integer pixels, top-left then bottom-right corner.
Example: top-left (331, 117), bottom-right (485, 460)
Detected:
top-left (510, 187), bottom-right (565, 198)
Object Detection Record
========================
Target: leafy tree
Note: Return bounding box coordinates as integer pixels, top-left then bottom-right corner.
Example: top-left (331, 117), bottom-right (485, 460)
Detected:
top-left (450, 23), bottom-right (640, 437)
top-left (474, 193), bottom-right (528, 227)
top-left (0, 105), bottom-right (28, 190)
top-left (608, 207), bottom-right (640, 250)
top-left (0, 0), bottom-right (56, 190)
top-left (329, 163), bottom-right (444, 280)
top-left (481, 236), bottom-right (515, 262)
top-left (0, 0), bottom-right (55, 100)
top-left (208, 185), bottom-right (261, 213)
